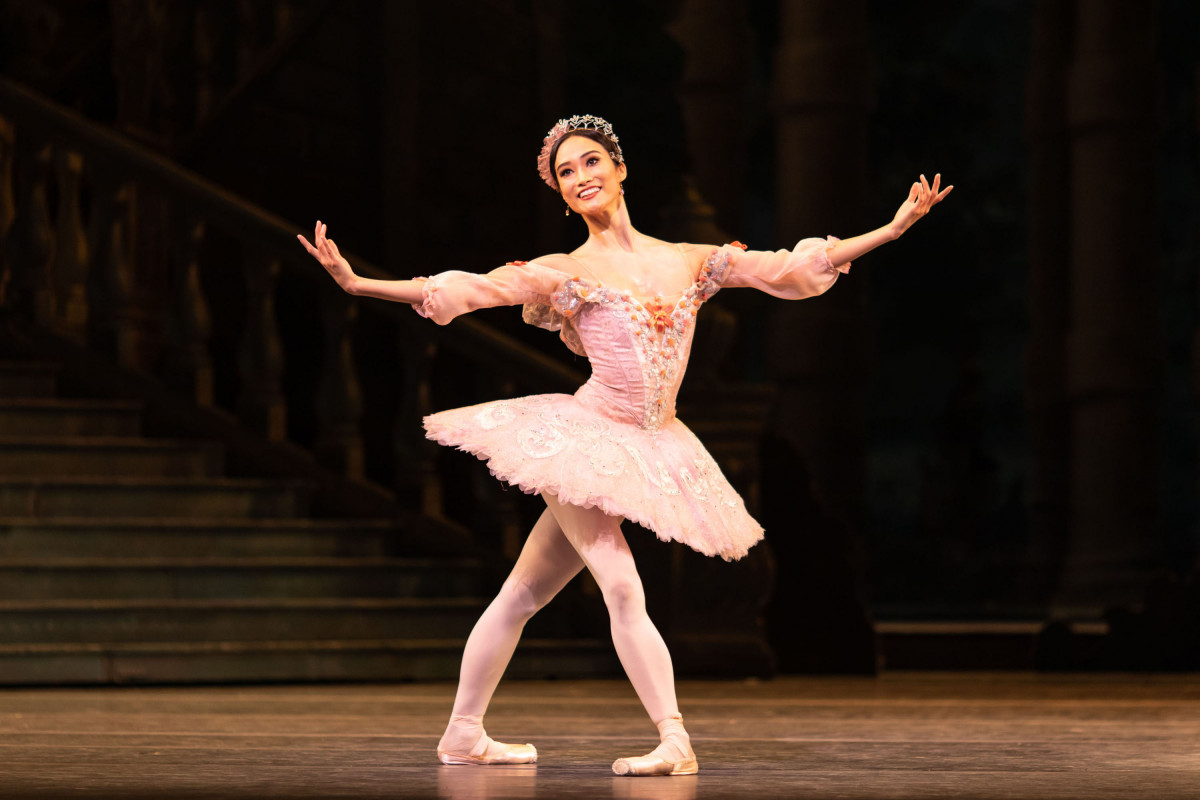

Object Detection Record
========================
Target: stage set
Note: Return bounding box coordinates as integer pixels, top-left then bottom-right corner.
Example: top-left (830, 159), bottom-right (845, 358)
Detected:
top-left (3, 1), bottom-right (1200, 799)
top-left (2, 674), bottom-right (1198, 799)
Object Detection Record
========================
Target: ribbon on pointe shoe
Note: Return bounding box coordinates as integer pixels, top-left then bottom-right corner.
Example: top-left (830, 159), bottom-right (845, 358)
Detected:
top-left (437, 714), bottom-right (537, 766)
top-left (612, 714), bottom-right (698, 776)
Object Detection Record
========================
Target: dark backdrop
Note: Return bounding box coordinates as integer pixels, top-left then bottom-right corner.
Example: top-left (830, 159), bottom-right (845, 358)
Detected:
top-left (3, 0), bottom-right (1197, 630)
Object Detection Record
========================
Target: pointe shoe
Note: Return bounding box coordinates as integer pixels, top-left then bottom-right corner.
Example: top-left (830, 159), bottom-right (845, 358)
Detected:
top-left (438, 740), bottom-right (537, 766)
top-left (612, 714), bottom-right (697, 776)
top-left (436, 715), bottom-right (536, 766)
top-left (611, 753), bottom-right (698, 776)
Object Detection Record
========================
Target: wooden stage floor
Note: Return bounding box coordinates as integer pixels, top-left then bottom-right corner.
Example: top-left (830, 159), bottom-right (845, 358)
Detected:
top-left (1, 673), bottom-right (1197, 799)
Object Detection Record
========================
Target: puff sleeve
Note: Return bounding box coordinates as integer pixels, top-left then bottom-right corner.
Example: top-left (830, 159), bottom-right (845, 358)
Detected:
top-left (723, 236), bottom-right (850, 299)
top-left (411, 261), bottom-right (569, 325)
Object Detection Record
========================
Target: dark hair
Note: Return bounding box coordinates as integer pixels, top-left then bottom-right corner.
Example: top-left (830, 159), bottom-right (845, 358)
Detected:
top-left (549, 129), bottom-right (622, 189)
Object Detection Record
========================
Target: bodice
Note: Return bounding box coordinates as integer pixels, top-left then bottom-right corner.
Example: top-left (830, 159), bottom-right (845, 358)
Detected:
top-left (550, 249), bottom-right (731, 433)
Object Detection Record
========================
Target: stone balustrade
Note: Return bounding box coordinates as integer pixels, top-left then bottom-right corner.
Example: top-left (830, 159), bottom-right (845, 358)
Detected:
top-left (0, 77), bottom-right (583, 536)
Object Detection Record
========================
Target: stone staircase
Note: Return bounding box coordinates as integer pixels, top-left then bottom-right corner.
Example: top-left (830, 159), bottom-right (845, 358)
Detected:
top-left (0, 360), bottom-right (616, 684)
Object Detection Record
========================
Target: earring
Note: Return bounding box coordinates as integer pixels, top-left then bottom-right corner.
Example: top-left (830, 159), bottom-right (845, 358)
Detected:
top-left (564, 207), bottom-right (570, 216)
top-left (620, 183), bottom-right (625, 196)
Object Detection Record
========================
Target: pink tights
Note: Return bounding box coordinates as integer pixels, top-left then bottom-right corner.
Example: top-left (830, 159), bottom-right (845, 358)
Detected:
top-left (437, 492), bottom-right (689, 762)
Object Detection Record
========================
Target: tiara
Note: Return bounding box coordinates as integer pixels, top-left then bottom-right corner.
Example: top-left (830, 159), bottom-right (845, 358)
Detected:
top-left (537, 114), bottom-right (623, 190)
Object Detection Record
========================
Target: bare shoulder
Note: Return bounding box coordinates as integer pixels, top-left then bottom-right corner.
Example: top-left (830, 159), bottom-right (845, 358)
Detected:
top-left (675, 241), bottom-right (720, 254)
top-left (630, 234), bottom-right (715, 270)
top-left (675, 241), bottom-right (724, 271)
top-left (527, 253), bottom-right (579, 273)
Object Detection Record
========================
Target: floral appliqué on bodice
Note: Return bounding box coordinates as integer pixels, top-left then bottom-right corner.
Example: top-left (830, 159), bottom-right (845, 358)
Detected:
top-left (550, 248), bottom-right (732, 432)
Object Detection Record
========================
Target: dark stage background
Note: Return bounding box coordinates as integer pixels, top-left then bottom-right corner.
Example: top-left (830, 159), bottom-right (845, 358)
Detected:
top-left (1, 0), bottom-right (1198, 679)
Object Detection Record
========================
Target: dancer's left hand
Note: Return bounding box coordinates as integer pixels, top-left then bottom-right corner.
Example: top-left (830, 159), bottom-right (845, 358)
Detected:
top-left (890, 173), bottom-right (953, 239)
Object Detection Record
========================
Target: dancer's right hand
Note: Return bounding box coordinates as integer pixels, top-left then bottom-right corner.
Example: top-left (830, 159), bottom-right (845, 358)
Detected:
top-left (298, 220), bottom-right (357, 293)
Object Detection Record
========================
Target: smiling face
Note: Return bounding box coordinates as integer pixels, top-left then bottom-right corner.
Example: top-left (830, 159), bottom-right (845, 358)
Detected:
top-left (554, 134), bottom-right (627, 215)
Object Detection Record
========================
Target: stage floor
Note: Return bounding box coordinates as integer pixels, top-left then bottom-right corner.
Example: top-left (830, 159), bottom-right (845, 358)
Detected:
top-left (0, 673), bottom-right (1197, 799)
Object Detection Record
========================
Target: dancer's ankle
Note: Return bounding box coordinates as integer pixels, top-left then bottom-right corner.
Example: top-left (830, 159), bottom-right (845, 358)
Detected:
top-left (439, 713), bottom-right (487, 757)
top-left (437, 713), bottom-right (537, 765)
top-left (652, 713), bottom-right (694, 762)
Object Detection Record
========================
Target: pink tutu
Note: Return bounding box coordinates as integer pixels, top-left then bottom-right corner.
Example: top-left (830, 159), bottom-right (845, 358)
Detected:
top-left (424, 394), bottom-right (763, 561)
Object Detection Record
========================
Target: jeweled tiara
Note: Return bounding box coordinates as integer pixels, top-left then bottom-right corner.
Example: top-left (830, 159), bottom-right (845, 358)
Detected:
top-left (537, 114), bottom-right (623, 190)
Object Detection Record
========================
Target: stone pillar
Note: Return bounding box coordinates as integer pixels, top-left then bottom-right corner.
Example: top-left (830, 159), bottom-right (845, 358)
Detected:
top-left (52, 149), bottom-right (89, 340)
top-left (665, 0), bottom-right (752, 233)
top-left (765, 0), bottom-right (877, 674)
top-left (19, 140), bottom-right (55, 328)
top-left (0, 117), bottom-right (16, 309)
top-left (315, 290), bottom-right (364, 479)
top-left (164, 211), bottom-right (213, 406)
top-left (1022, 0), bottom-right (1074, 604)
top-left (1059, 0), bottom-right (1162, 612)
top-left (86, 174), bottom-right (138, 365)
top-left (770, 0), bottom-right (874, 522)
top-left (1194, 64), bottom-right (1200, 576)
top-left (238, 253), bottom-right (287, 441)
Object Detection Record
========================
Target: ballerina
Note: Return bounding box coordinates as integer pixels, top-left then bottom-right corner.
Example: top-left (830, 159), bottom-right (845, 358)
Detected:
top-left (299, 114), bottom-right (951, 776)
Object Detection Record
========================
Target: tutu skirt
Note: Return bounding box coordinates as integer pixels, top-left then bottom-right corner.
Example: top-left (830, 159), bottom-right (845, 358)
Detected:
top-left (424, 394), bottom-right (764, 561)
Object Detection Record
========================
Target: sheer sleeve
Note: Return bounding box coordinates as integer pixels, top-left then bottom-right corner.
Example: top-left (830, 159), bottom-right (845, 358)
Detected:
top-left (411, 261), bottom-right (569, 325)
top-left (722, 236), bottom-right (850, 299)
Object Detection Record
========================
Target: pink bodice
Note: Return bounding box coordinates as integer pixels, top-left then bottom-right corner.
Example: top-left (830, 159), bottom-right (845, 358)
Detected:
top-left (551, 250), bottom-right (729, 432)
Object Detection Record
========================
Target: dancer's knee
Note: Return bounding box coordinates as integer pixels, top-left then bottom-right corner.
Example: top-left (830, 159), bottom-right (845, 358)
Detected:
top-left (601, 577), bottom-right (646, 625)
top-left (496, 576), bottom-right (552, 623)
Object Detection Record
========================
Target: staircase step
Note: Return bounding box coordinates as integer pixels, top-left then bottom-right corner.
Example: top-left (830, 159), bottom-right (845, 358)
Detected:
top-left (0, 437), bottom-right (222, 477)
top-left (0, 517), bottom-right (408, 558)
top-left (0, 638), bottom-right (621, 684)
top-left (0, 597), bottom-right (487, 643)
top-left (0, 362), bottom-right (59, 397)
top-left (0, 477), bottom-right (309, 518)
top-left (0, 399), bottom-right (141, 435)
top-left (0, 557), bottom-right (486, 599)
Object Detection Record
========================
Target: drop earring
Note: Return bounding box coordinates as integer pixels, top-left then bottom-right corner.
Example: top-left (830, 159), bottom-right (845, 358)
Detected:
top-left (620, 183), bottom-right (625, 195)
top-left (564, 207), bottom-right (570, 216)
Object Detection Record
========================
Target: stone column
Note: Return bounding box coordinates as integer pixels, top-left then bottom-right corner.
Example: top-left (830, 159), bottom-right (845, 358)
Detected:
top-left (1059, 0), bottom-right (1162, 612)
top-left (665, 0), bottom-right (752, 234)
top-left (18, 140), bottom-right (55, 328)
top-left (0, 118), bottom-right (16, 310)
top-left (1022, 0), bottom-right (1074, 605)
top-left (770, 0), bottom-right (874, 522)
top-left (52, 149), bottom-right (89, 340)
top-left (1194, 64), bottom-right (1200, 575)
top-left (765, 0), bottom-right (877, 674)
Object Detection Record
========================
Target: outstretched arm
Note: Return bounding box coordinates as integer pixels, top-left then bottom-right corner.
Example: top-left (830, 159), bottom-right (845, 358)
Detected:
top-left (825, 173), bottom-right (953, 267)
top-left (299, 221), bottom-right (570, 325)
top-left (297, 220), bottom-right (425, 303)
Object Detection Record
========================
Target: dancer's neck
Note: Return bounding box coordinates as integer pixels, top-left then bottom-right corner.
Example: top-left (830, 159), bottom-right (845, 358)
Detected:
top-left (579, 198), bottom-right (641, 253)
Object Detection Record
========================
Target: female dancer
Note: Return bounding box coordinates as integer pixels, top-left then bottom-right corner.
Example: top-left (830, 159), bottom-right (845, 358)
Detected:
top-left (299, 115), bottom-right (951, 776)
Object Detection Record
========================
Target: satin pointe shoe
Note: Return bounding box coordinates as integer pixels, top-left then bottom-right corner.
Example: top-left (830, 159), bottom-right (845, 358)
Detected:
top-left (437, 714), bottom-right (537, 766)
top-left (612, 714), bottom-right (698, 776)
top-left (437, 740), bottom-right (537, 766)
top-left (611, 752), bottom-right (698, 777)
